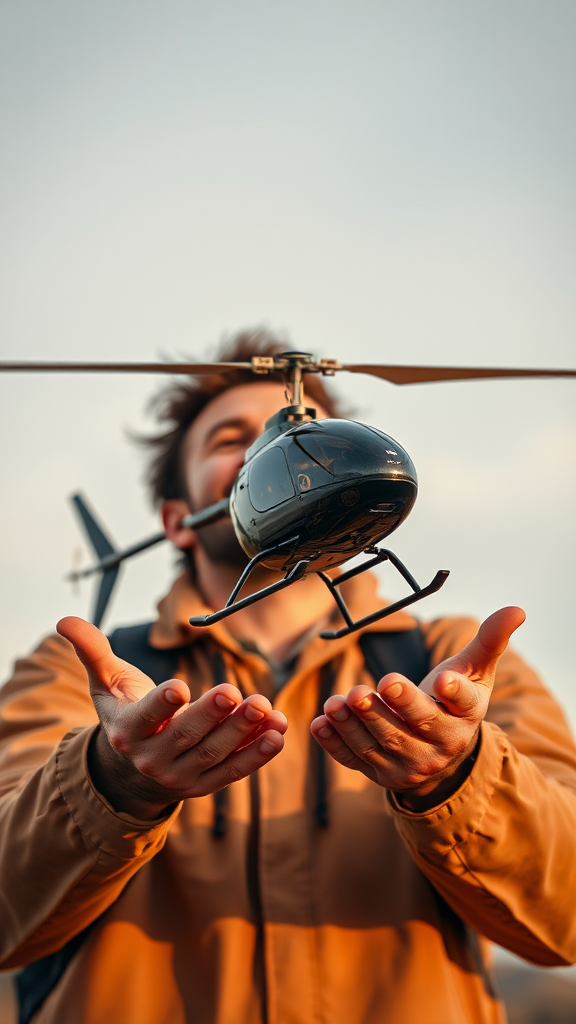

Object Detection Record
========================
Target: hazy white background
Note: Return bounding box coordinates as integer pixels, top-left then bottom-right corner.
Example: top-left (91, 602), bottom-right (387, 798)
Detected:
top-left (1, 0), bottom-right (575, 744)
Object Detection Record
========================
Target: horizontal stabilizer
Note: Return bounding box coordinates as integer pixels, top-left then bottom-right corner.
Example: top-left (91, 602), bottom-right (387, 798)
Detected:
top-left (71, 493), bottom-right (117, 560)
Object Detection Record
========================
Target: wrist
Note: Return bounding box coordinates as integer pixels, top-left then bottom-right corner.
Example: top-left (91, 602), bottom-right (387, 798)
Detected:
top-left (88, 727), bottom-right (176, 821)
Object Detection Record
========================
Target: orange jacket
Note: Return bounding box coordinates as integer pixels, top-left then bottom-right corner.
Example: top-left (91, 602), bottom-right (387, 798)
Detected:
top-left (1, 572), bottom-right (576, 1024)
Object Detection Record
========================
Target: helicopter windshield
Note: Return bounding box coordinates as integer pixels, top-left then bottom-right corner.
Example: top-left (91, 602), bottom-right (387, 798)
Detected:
top-left (286, 435), bottom-right (341, 493)
top-left (288, 427), bottom-right (361, 487)
top-left (285, 420), bottom-right (413, 491)
top-left (248, 446), bottom-right (296, 512)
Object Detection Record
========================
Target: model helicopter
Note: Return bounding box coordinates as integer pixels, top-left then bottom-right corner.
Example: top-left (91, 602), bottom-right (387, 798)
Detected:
top-left (2, 351), bottom-right (575, 637)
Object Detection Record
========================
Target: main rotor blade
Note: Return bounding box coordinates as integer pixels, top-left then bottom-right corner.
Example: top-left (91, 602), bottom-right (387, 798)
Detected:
top-left (342, 364), bottom-right (576, 385)
top-left (2, 358), bottom-right (575, 384)
top-left (0, 361), bottom-right (252, 374)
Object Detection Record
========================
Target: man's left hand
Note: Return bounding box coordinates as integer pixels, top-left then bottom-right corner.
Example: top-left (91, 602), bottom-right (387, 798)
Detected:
top-left (310, 606), bottom-right (525, 811)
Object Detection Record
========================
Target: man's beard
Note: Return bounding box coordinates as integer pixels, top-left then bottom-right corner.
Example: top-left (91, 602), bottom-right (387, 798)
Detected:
top-left (194, 517), bottom-right (250, 569)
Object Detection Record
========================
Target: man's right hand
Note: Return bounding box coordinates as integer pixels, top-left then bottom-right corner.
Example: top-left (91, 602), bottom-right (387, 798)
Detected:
top-left (57, 616), bottom-right (287, 821)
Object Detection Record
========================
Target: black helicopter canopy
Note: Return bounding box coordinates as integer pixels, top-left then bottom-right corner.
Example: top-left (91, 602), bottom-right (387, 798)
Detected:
top-left (231, 418), bottom-right (418, 571)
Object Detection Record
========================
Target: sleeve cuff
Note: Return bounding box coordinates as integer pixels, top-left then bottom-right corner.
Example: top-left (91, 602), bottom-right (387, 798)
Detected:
top-left (387, 721), bottom-right (509, 855)
top-left (55, 726), bottom-right (181, 860)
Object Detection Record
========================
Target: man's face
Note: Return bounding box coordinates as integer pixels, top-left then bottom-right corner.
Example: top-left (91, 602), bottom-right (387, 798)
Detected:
top-left (181, 381), bottom-right (328, 566)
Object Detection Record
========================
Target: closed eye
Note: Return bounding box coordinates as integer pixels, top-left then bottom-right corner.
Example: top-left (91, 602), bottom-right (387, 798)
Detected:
top-left (207, 427), bottom-right (250, 452)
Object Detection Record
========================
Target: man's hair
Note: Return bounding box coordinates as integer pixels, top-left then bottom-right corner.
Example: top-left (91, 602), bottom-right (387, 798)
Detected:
top-left (141, 328), bottom-right (346, 506)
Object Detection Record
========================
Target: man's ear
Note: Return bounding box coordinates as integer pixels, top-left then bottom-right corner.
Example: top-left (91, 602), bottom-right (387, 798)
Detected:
top-left (162, 500), bottom-right (196, 551)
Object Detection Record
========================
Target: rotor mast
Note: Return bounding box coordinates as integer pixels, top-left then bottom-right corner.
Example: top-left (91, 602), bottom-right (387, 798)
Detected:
top-left (250, 350), bottom-right (341, 408)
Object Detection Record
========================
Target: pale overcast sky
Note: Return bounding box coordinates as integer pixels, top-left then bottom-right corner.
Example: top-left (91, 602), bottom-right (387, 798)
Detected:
top-left (1, 1), bottom-right (575, 728)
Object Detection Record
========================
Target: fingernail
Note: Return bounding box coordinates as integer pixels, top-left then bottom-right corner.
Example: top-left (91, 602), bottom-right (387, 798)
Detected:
top-left (244, 704), bottom-right (266, 722)
top-left (259, 737), bottom-right (277, 754)
top-left (215, 692), bottom-right (236, 710)
top-left (384, 682), bottom-right (403, 699)
top-left (317, 724), bottom-right (333, 739)
top-left (164, 689), bottom-right (183, 705)
top-left (356, 696), bottom-right (372, 711)
top-left (442, 679), bottom-right (458, 696)
top-left (330, 705), bottom-right (350, 722)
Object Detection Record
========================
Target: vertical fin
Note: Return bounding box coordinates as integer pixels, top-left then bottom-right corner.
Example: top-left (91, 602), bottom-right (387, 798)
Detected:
top-left (92, 566), bottom-right (120, 628)
top-left (70, 493), bottom-right (120, 627)
top-left (71, 493), bottom-right (117, 559)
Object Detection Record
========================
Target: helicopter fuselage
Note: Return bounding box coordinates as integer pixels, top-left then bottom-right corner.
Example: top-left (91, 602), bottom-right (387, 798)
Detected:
top-left (230, 418), bottom-right (418, 572)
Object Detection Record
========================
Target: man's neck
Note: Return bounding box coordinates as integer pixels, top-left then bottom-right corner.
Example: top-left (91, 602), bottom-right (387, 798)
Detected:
top-left (193, 548), bottom-right (336, 663)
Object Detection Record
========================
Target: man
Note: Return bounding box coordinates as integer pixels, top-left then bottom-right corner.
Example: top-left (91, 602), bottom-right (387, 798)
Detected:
top-left (1, 329), bottom-right (576, 1024)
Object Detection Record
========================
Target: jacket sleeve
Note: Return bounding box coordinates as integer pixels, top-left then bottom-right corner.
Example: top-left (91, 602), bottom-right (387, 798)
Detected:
top-left (0, 634), bottom-right (179, 969)
top-left (388, 616), bottom-right (576, 967)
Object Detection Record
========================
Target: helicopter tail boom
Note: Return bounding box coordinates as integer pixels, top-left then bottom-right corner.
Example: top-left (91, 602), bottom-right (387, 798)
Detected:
top-left (68, 493), bottom-right (231, 628)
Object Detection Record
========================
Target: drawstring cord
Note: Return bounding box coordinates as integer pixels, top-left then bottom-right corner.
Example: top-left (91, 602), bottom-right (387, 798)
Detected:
top-left (211, 650), bottom-right (230, 839)
top-left (213, 788), bottom-right (227, 839)
top-left (314, 660), bottom-right (339, 828)
top-left (211, 649), bottom-right (339, 834)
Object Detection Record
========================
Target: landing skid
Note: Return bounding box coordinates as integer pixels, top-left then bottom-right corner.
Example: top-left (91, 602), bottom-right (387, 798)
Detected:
top-left (189, 541), bottom-right (449, 638)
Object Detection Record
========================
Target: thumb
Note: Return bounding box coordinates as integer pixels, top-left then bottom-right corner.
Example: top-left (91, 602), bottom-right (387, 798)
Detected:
top-left (57, 616), bottom-right (155, 704)
top-left (419, 606), bottom-right (526, 699)
top-left (457, 606), bottom-right (526, 680)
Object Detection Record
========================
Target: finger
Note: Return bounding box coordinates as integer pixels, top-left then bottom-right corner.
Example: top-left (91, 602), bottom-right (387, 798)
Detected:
top-left (419, 606), bottom-right (526, 698)
top-left (159, 684), bottom-right (244, 752)
top-left (310, 715), bottom-right (378, 780)
top-left (180, 696), bottom-right (287, 770)
top-left (349, 680), bottom-right (448, 742)
top-left (375, 673), bottom-right (483, 730)
top-left (233, 708), bottom-right (289, 749)
top-left (112, 678), bottom-right (192, 743)
top-left (322, 694), bottom-right (393, 767)
top-left (156, 689), bottom-right (268, 758)
top-left (430, 671), bottom-right (485, 718)
top-left (57, 616), bottom-right (154, 703)
top-left (259, 709), bottom-right (289, 735)
top-left (189, 729), bottom-right (286, 796)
